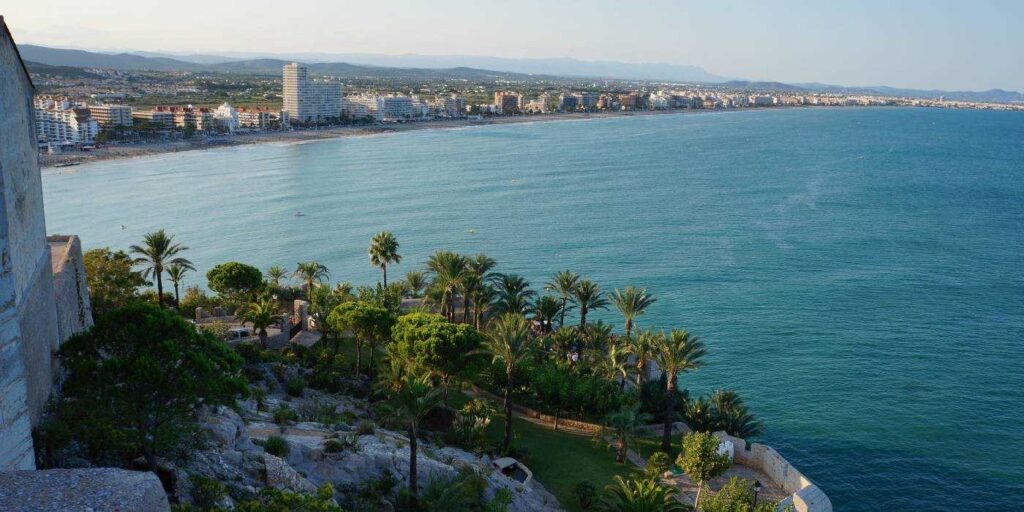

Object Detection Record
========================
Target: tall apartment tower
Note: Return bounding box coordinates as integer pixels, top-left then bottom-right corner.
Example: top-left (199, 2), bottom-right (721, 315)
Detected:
top-left (282, 62), bottom-right (308, 123)
top-left (282, 62), bottom-right (341, 123)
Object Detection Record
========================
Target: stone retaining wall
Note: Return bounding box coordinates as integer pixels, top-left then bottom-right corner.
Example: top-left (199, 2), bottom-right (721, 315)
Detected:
top-left (714, 432), bottom-right (832, 512)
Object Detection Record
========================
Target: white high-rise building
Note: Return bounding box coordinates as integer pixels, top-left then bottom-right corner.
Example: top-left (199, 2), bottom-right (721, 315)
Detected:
top-left (34, 97), bottom-right (99, 146)
top-left (282, 62), bottom-right (342, 123)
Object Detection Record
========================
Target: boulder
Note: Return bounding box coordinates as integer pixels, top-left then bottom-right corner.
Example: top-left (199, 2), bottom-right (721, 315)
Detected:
top-left (264, 453), bottom-right (316, 492)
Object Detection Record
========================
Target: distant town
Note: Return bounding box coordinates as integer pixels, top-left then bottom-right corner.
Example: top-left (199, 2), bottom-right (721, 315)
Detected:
top-left (32, 60), bottom-right (1024, 153)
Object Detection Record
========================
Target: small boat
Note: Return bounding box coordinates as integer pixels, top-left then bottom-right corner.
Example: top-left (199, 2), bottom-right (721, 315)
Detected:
top-left (294, 211), bottom-right (306, 217)
top-left (468, 228), bottom-right (476, 234)
top-left (492, 457), bottom-right (533, 487)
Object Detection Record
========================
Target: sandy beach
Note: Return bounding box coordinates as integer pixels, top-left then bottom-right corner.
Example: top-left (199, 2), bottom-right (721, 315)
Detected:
top-left (38, 109), bottom-right (698, 168)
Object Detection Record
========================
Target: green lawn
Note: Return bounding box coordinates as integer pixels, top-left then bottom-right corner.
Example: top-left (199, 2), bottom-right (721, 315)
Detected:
top-left (635, 434), bottom-right (679, 462)
top-left (485, 415), bottom-right (636, 512)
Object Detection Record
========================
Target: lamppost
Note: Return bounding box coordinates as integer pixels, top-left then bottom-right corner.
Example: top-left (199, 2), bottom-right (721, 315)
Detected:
top-left (753, 480), bottom-right (763, 508)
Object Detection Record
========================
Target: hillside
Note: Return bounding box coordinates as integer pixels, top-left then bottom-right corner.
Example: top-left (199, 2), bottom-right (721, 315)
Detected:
top-left (24, 60), bottom-right (103, 79)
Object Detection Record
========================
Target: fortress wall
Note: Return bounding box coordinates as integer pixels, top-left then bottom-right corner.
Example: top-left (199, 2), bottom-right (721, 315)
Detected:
top-left (0, 16), bottom-right (44, 471)
top-left (1, 19), bottom-right (61, 430)
top-left (48, 235), bottom-right (93, 342)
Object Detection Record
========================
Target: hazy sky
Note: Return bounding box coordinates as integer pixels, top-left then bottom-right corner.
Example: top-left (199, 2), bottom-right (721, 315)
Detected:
top-left (4, 0), bottom-right (1022, 91)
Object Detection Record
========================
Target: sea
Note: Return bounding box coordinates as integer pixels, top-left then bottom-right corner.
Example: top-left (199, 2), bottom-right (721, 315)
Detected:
top-left (42, 107), bottom-right (1024, 511)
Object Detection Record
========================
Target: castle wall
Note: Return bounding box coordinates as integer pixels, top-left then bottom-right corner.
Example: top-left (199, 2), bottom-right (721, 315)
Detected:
top-left (1, 17), bottom-right (63, 470)
top-left (0, 18), bottom-right (42, 468)
top-left (49, 235), bottom-right (93, 342)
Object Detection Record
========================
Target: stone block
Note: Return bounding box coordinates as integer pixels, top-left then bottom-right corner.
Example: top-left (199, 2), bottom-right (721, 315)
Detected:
top-left (0, 468), bottom-right (170, 511)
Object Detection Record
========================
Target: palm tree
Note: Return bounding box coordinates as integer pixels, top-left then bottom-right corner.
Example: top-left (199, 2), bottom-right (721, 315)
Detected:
top-left (459, 271), bottom-right (484, 324)
top-left (426, 251), bottom-right (466, 322)
top-left (166, 263), bottom-right (189, 309)
top-left (611, 286), bottom-right (656, 340)
top-left (130, 229), bottom-right (194, 308)
top-left (602, 404), bottom-right (652, 463)
top-left (532, 295), bottom-right (561, 333)
top-left (243, 297), bottom-right (279, 348)
top-left (710, 389), bottom-right (762, 438)
top-left (469, 284), bottom-right (495, 330)
top-left (685, 395), bottom-right (717, 433)
top-left (477, 313), bottom-right (535, 453)
top-left (492, 273), bottom-right (536, 316)
top-left (294, 261), bottom-right (329, 299)
top-left (266, 266), bottom-right (289, 288)
top-left (599, 475), bottom-right (687, 512)
top-left (594, 341), bottom-right (634, 390)
top-left (466, 253), bottom-right (497, 278)
top-left (368, 231), bottom-right (401, 286)
top-left (544, 270), bottom-right (579, 329)
top-left (572, 279), bottom-right (608, 328)
top-left (404, 270), bottom-right (427, 298)
top-left (626, 329), bottom-right (658, 387)
top-left (374, 366), bottom-right (442, 511)
top-left (654, 329), bottom-right (707, 452)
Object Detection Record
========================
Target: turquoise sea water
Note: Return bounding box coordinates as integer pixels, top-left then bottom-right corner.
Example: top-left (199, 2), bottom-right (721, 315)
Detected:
top-left (42, 108), bottom-right (1024, 510)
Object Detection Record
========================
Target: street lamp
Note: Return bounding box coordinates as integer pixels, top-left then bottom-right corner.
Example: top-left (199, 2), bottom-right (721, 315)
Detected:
top-left (753, 480), bottom-right (763, 508)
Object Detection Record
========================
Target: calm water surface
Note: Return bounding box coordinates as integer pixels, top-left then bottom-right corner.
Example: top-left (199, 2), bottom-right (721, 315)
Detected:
top-left (43, 108), bottom-right (1024, 510)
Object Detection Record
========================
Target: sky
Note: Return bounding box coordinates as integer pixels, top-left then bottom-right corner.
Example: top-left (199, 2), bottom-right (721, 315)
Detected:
top-left (4, 0), bottom-right (1022, 91)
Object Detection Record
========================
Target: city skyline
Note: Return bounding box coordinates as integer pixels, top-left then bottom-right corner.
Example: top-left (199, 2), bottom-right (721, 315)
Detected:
top-left (4, 0), bottom-right (1023, 92)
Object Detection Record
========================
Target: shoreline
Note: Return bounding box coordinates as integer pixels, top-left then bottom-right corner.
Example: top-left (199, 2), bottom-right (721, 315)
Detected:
top-left (38, 107), bottom-right (779, 168)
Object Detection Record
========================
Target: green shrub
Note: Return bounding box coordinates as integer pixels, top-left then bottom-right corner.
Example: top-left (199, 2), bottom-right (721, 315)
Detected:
top-left (274, 405), bottom-right (298, 425)
top-left (50, 304), bottom-right (246, 468)
top-left (236, 484), bottom-right (341, 512)
top-left (189, 474), bottom-right (226, 511)
top-left (646, 451), bottom-right (671, 479)
top-left (263, 436), bottom-right (289, 457)
top-left (234, 342), bottom-right (263, 364)
top-left (355, 419), bottom-right (375, 435)
top-left (700, 476), bottom-right (785, 512)
top-left (573, 481), bottom-right (596, 510)
top-left (286, 377), bottom-right (307, 397)
top-left (323, 439), bottom-right (346, 453)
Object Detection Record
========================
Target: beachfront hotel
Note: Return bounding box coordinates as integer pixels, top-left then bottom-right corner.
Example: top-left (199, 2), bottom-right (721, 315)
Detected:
top-left (87, 104), bottom-right (133, 128)
top-left (282, 62), bottom-right (343, 123)
top-left (33, 97), bottom-right (99, 147)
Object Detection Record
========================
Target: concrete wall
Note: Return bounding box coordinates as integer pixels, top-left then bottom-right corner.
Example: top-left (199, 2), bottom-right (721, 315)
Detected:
top-left (714, 432), bottom-right (832, 512)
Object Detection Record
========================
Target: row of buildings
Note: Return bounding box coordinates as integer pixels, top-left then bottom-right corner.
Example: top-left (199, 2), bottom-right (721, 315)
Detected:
top-left (33, 95), bottom-right (286, 147)
top-left (282, 62), bottom-right (467, 123)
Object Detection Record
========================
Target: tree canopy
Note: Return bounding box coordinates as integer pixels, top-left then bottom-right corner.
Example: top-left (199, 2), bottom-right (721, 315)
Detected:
top-left (83, 247), bottom-right (148, 316)
top-left (389, 313), bottom-right (482, 387)
top-left (50, 303), bottom-right (246, 468)
top-left (207, 262), bottom-right (264, 299)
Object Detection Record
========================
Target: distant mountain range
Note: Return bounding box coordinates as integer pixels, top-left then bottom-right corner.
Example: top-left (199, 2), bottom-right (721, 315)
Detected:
top-left (18, 44), bottom-right (555, 81)
top-left (722, 80), bottom-right (1024, 103)
top-left (18, 44), bottom-right (1024, 103)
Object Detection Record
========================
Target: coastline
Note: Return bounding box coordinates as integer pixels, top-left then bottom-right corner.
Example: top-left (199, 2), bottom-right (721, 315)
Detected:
top-left (38, 107), bottom-right (752, 168)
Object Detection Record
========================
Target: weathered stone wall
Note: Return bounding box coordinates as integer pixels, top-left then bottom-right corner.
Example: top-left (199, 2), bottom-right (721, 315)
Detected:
top-left (48, 235), bottom-right (93, 341)
top-left (714, 431), bottom-right (832, 512)
top-left (0, 15), bottom-right (51, 471)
